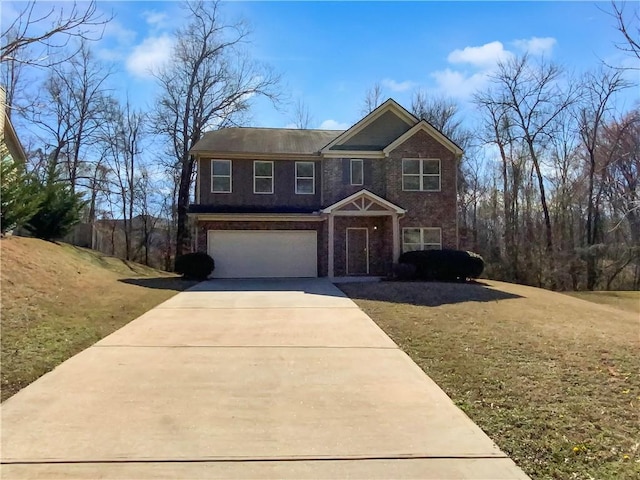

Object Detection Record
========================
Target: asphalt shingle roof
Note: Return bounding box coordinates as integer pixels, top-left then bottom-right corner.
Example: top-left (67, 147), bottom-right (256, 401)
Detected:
top-left (190, 127), bottom-right (344, 156)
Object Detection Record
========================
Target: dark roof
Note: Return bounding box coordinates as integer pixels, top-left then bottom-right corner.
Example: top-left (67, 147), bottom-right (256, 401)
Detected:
top-left (190, 127), bottom-right (343, 156)
top-left (189, 204), bottom-right (320, 215)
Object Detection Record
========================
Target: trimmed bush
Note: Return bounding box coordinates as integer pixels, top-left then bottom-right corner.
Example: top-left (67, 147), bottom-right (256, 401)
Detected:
top-left (392, 262), bottom-right (417, 281)
top-left (398, 249), bottom-right (484, 282)
top-left (175, 252), bottom-right (215, 280)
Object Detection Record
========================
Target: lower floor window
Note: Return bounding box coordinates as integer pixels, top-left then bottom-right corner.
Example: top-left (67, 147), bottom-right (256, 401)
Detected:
top-left (402, 227), bottom-right (442, 252)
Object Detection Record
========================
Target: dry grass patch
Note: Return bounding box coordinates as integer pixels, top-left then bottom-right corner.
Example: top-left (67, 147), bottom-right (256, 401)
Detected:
top-left (1, 237), bottom-right (197, 401)
top-left (563, 291), bottom-right (639, 314)
top-left (339, 280), bottom-right (640, 480)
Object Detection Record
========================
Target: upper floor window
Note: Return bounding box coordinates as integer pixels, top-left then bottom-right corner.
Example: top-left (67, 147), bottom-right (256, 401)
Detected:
top-left (254, 161), bottom-right (274, 194)
top-left (211, 159), bottom-right (231, 193)
top-left (350, 159), bottom-right (363, 185)
top-left (295, 161), bottom-right (315, 194)
top-left (402, 227), bottom-right (442, 252)
top-left (402, 159), bottom-right (440, 191)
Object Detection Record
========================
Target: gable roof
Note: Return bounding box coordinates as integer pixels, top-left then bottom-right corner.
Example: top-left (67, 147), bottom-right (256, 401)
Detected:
top-left (383, 120), bottom-right (463, 156)
top-left (321, 99), bottom-right (418, 154)
top-left (190, 127), bottom-right (343, 157)
top-left (322, 189), bottom-right (405, 214)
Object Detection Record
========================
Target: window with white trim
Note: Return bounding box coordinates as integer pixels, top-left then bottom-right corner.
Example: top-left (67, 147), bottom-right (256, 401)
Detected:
top-left (350, 159), bottom-right (363, 185)
top-left (254, 161), bottom-right (274, 194)
top-left (402, 227), bottom-right (442, 252)
top-left (211, 159), bottom-right (231, 193)
top-left (295, 161), bottom-right (315, 194)
top-left (402, 159), bottom-right (440, 191)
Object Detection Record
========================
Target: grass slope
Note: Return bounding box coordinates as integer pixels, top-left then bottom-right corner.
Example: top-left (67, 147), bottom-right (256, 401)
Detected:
top-left (339, 280), bottom-right (640, 480)
top-left (564, 291), bottom-right (639, 314)
top-left (1, 237), bottom-right (196, 401)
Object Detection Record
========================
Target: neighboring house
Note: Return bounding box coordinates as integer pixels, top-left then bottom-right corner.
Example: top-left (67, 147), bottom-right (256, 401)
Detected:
top-left (189, 99), bottom-right (462, 279)
top-left (1, 87), bottom-right (27, 165)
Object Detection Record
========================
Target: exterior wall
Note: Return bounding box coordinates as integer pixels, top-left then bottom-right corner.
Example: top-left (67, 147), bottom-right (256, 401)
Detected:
top-left (198, 158), bottom-right (322, 209)
top-left (196, 219), bottom-right (328, 277)
top-left (321, 158), bottom-right (386, 206)
top-left (385, 129), bottom-right (458, 249)
top-left (332, 216), bottom-right (393, 277)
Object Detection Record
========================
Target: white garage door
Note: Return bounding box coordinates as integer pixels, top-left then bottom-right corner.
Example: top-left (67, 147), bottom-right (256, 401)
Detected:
top-left (208, 230), bottom-right (318, 278)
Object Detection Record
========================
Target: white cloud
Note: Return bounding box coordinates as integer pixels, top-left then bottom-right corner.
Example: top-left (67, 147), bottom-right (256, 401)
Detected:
top-left (319, 119), bottom-right (350, 130)
top-left (513, 37), bottom-right (556, 56)
top-left (142, 10), bottom-right (169, 29)
top-left (447, 41), bottom-right (513, 68)
top-left (381, 78), bottom-right (416, 92)
top-left (103, 20), bottom-right (137, 45)
top-left (431, 69), bottom-right (490, 99)
top-left (126, 35), bottom-right (173, 78)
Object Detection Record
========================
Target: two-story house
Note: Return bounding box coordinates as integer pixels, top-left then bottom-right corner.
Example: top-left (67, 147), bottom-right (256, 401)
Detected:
top-left (188, 99), bottom-right (462, 279)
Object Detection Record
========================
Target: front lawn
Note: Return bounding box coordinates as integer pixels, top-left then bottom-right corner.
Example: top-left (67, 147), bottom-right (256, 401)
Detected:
top-left (339, 280), bottom-right (640, 480)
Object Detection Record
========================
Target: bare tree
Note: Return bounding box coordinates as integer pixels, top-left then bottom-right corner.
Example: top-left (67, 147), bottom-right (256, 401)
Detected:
top-left (411, 90), bottom-right (471, 149)
top-left (575, 67), bottom-right (630, 289)
top-left (1, 1), bottom-right (110, 66)
top-left (153, 0), bottom-right (280, 259)
top-left (29, 41), bottom-right (112, 192)
top-left (290, 98), bottom-right (313, 129)
top-left (361, 82), bottom-right (383, 115)
top-left (100, 97), bottom-right (146, 261)
top-left (609, 0), bottom-right (640, 62)
top-left (489, 55), bottom-right (577, 287)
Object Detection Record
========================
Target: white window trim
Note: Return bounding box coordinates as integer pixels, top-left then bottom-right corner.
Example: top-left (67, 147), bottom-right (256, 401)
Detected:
top-left (254, 160), bottom-right (274, 194)
top-left (211, 159), bottom-right (232, 193)
top-left (402, 158), bottom-right (441, 192)
top-left (295, 161), bottom-right (315, 195)
top-left (402, 227), bottom-right (442, 252)
top-left (350, 159), bottom-right (364, 186)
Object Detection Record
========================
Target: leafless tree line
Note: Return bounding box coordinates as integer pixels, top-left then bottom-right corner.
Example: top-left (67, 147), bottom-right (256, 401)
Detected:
top-left (2, 0), bottom-right (637, 288)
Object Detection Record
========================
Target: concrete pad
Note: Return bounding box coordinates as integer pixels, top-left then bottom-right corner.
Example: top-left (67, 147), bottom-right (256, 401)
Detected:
top-left (2, 347), bottom-right (505, 462)
top-left (2, 458), bottom-right (528, 480)
top-left (157, 278), bottom-right (356, 309)
top-left (96, 308), bottom-right (397, 348)
top-left (1, 278), bottom-right (530, 479)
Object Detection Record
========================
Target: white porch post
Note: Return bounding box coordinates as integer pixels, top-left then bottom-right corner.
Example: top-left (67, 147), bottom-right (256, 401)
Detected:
top-left (392, 213), bottom-right (400, 263)
top-left (328, 214), bottom-right (335, 278)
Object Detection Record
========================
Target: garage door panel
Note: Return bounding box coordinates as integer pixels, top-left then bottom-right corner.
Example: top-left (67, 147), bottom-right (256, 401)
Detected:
top-left (208, 231), bottom-right (317, 278)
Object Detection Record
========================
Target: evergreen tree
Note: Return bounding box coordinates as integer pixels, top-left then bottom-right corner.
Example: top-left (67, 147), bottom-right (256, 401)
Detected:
top-left (26, 166), bottom-right (85, 240)
top-left (0, 157), bottom-right (41, 234)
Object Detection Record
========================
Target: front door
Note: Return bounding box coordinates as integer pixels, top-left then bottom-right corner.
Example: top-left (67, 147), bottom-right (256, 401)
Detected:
top-left (346, 228), bottom-right (369, 275)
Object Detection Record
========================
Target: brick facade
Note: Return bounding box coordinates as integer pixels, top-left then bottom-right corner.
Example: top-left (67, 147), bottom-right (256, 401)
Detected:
top-left (191, 100), bottom-right (459, 277)
top-left (385, 130), bottom-right (458, 249)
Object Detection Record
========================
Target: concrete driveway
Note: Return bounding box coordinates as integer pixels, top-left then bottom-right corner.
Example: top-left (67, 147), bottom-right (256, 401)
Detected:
top-left (1, 278), bottom-right (529, 479)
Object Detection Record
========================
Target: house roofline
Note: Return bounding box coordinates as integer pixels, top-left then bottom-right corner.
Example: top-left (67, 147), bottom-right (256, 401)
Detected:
top-left (320, 99), bottom-right (418, 153)
top-left (383, 120), bottom-right (463, 156)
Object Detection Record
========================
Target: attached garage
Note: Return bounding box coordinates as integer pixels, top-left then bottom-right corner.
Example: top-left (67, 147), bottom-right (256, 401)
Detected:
top-left (207, 230), bottom-right (318, 278)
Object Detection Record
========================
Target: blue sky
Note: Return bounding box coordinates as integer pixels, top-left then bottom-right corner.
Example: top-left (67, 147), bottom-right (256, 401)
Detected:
top-left (4, 1), bottom-right (639, 131)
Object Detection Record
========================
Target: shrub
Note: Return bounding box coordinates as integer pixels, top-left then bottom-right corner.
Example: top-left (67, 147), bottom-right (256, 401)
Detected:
top-left (392, 262), bottom-right (417, 281)
top-left (398, 249), bottom-right (484, 282)
top-left (175, 252), bottom-right (215, 280)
